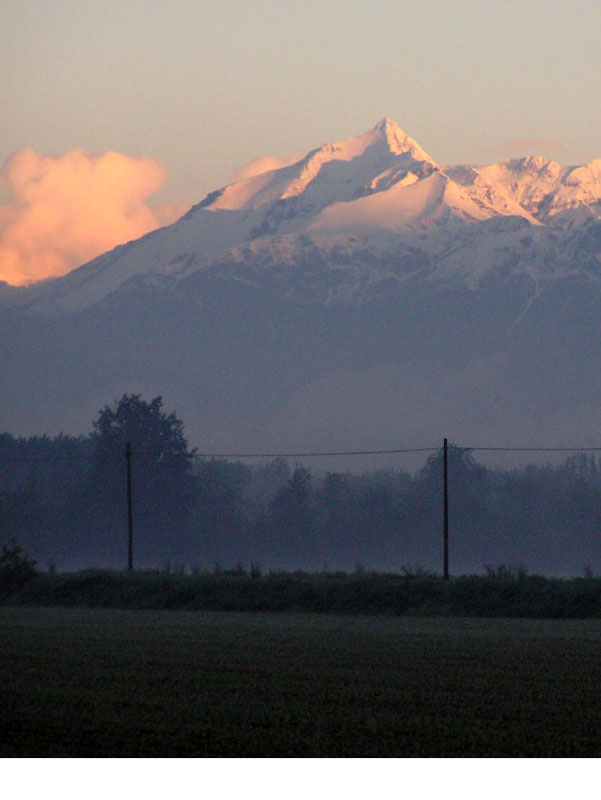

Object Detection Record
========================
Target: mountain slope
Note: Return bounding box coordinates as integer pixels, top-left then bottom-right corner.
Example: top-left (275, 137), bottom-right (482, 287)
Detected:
top-left (3, 119), bottom-right (601, 465)
top-left (10, 117), bottom-right (601, 314)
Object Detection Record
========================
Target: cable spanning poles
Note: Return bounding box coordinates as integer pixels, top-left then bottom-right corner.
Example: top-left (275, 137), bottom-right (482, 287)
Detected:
top-left (467, 446), bottom-right (601, 453)
top-left (4, 443), bottom-right (601, 465)
top-left (192, 446), bottom-right (438, 460)
top-left (5, 438), bottom-right (601, 576)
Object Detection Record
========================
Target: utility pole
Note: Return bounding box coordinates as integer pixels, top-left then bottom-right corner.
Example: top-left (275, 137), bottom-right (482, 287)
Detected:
top-left (443, 438), bottom-right (449, 580)
top-left (126, 441), bottom-right (133, 572)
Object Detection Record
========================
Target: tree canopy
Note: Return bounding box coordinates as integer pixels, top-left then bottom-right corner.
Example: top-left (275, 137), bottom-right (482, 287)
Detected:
top-left (91, 394), bottom-right (197, 522)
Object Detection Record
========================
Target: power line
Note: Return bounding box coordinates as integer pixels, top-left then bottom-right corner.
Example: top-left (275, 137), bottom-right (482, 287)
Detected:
top-left (193, 446), bottom-right (439, 459)
top-left (0, 454), bottom-right (92, 464)
top-left (467, 446), bottom-right (601, 453)
top-left (5, 436), bottom-right (601, 577)
top-left (4, 442), bottom-right (601, 465)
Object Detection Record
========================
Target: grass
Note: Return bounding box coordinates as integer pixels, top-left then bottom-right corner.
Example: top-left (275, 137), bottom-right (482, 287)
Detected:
top-left (2, 607), bottom-right (601, 756)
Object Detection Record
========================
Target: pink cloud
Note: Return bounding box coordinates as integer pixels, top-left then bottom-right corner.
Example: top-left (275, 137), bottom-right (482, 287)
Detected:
top-left (0, 149), bottom-right (189, 286)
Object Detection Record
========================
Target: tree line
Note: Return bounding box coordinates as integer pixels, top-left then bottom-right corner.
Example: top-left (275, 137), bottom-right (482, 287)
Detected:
top-left (2, 394), bottom-right (601, 575)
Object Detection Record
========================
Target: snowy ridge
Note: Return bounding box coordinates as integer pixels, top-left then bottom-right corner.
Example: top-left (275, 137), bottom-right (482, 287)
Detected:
top-left (7, 118), bottom-right (601, 313)
top-left (471, 157), bottom-right (601, 222)
top-left (202, 117), bottom-right (438, 213)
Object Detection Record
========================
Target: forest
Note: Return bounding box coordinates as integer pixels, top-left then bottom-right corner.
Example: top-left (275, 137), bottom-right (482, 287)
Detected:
top-left (2, 394), bottom-right (601, 577)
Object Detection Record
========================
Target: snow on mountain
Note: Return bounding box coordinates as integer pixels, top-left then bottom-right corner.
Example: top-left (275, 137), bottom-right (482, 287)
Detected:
top-left (473, 157), bottom-right (601, 222)
top-left (6, 118), bottom-right (601, 314)
top-left (443, 164), bottom-right (541, 224)
top-left (310, 171), bottom-right (496, 234)
top-left (7, 118), bottom-right (601, 465)
top-left (205, 117), bottom-right (437, 213)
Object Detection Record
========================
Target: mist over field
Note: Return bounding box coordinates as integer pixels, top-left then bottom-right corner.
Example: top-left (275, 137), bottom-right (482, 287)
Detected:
top-left (3, 408), bottom-right (601, 577)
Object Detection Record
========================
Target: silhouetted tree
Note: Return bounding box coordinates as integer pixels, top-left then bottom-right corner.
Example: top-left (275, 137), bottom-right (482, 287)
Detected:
top-left (412, 444), bottom-right (490, 565)
top-left (90, 394), bottom-right (197, 529)
top-left (268, 467), bottom-right (315, 565)
top-left (0, 539), bottom-right (37, 597)
top-left (192, 458), bottom-right (252, 557)
top-left (316, 472), bottom-right (357, 555)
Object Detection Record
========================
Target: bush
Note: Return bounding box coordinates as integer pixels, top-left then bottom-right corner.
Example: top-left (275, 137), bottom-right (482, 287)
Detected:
top-left (3, 567), bottom-right (601, 618)
top-left (0, 540), bottom-right (38, 598)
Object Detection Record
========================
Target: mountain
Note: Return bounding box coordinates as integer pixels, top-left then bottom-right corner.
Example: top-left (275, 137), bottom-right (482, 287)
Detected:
top-left (3, 118), bottom-right (601, 464)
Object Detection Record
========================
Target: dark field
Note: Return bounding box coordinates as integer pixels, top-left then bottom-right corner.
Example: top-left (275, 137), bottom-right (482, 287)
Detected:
top-left (2, 607), bottom-right (601, 757)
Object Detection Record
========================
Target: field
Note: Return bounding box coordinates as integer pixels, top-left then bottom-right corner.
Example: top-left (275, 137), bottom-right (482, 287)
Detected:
top-left (2, 608), bottom-right (601, 757)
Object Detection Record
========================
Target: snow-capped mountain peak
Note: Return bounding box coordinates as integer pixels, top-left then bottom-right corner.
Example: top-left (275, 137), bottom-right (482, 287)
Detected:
top-left (6, 118), bottom-right (601, 314)
top-left (476, 157), bottom-right (565, 217)
top-left (7, 120), bottom-right (601, 497)
top-left (310, 171), bottom-right (493, 235)
top-left (198, 118), bottom-right (438, 214)
top-left (473, 156), bottom-right (601, 222)
top-left (371, 117), bottom-right (434, 161)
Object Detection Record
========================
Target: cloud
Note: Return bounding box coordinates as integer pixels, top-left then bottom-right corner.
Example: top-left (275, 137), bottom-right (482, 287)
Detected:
top-left (504, 139), bottom-right (567, 156)
top-left (231, 153), bottom-right (304, 183)
top-left (0, 149), bottom-right (189, 286)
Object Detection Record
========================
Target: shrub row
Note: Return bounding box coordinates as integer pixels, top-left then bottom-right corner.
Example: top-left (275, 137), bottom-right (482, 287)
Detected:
top-left (3, 570), bottom-right (601, 618)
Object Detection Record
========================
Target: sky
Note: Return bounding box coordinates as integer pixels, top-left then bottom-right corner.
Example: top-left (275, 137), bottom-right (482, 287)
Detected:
top-left (2, 0), bottom-right (601, 284)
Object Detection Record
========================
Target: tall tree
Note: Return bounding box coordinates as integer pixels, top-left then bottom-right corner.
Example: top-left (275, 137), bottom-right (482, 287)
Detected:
top-left (90, 394), bottom-right (197, 526)
top-left (268, 467), bottom-right (315, 565)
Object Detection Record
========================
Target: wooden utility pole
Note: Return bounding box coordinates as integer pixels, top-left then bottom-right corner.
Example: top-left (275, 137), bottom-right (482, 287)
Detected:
top-left (126, 441), bottom-right (133, 571)
top-left (443, 438), bottom-right (449, 580)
